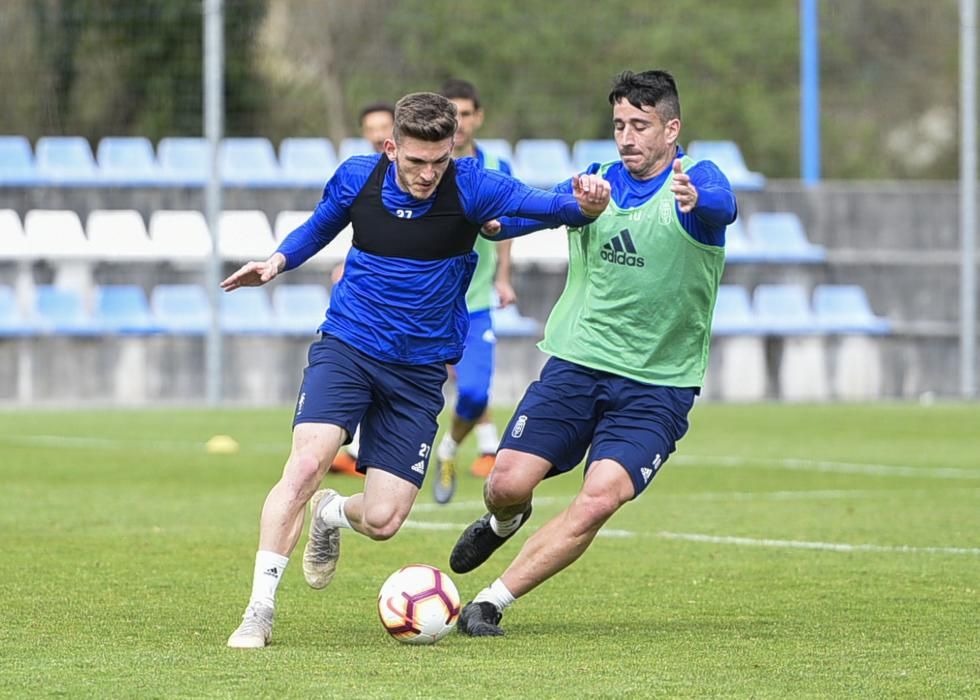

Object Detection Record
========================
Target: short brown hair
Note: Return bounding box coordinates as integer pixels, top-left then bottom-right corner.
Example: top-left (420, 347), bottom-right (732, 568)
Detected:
top-left (393, 92), bottom-right (458, 143)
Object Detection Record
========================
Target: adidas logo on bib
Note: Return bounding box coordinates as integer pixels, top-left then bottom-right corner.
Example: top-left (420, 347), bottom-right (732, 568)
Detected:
top-left (600, 228), bottom-right (645, 267)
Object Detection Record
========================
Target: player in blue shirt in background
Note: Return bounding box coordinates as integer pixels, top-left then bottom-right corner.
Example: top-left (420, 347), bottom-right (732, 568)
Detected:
top-left (433, 78), bottom-right (516, 504)
top-left (223, 91), bottom-right (611, 648)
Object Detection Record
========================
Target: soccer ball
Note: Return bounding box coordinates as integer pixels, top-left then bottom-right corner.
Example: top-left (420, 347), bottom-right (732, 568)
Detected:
top-left (377, 564), bottom-right (461, 644)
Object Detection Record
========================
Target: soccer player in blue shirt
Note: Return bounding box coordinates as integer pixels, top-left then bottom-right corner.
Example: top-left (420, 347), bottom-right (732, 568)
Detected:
top-left (223, 91), bottom-right (611, 648)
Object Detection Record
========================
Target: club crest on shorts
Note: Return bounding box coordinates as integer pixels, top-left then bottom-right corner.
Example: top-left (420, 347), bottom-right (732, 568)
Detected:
top-left (511, 414), bottom-right (528, 438)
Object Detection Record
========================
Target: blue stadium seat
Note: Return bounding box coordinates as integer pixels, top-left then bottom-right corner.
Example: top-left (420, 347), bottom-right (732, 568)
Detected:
top-left (752, 283), bottom-right (821, 335)
top-left (338, 137), bottom-right (374, 161)
top-left (686, 140), bottom-right (766, 190)
top-left (813, 284), bottom-right (890, 335)
top-left (0, 136), bottom-right (39, 185)
top-left (34, 285), bottom-right (101, 335)
top-left (96, 137), bottom-right (162, 185)
top-left (220, 137), bottom-right (282, 187)
top-left (221, 287), bottom-right (274, 334)
top-left (35, 136), bottom-right (99, 185)
top-left (152, 284), bottom-right (210, 334)
top-left (514, 139), bottom-right (574, 188)
top-left (747, 212), bottom-right (826, 263)
top-left (279, 138), bottom-right (338, 187)
top-left (0, 285), bottom-right (34, 336)
top-left (571, 139), bottom-right (619, 171)
top-left (273, 284), bottom-right (328, 335)
top-left (722, 217), bottom-right (765, 263)
top-left (491, 304), bottom-right (541, 337)
top-left (95, 285), bottom-right (161, 334)
top-left (478, 139), bottom-right (514, 166)
top-left (711, 285), bottom-right (760, 335)
top-left (158, 137), bottom-right (208, 186)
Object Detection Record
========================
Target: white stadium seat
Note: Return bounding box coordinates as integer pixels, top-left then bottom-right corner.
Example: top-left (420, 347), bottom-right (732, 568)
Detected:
top-left (87, 210), bottom-right (155, 261)
top-left (0, 209), bottom-right (30, 260)
top-left (509, 226), bottom-right (569, 270)
top-left (24, 210), bottom-right (90, 259)
top-left (218, 210), bottom-right (276, 261)
top-left (148, 210), bottom-right (212, 262)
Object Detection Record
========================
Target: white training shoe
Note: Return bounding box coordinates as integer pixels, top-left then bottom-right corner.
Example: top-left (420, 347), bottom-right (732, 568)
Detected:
top-left (303, 489), bottom-right (341, 589)
top-left (227, 602), bottom-right (274, 648)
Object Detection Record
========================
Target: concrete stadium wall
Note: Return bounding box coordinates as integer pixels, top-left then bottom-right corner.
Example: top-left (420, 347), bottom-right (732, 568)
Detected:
top-left (0, 180), bottom-right (977, 404)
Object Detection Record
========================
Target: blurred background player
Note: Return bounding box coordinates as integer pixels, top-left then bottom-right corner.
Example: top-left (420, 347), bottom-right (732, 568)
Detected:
top-left (358, 102), bottom-right (395, 154)
top-left (432, 78), bottom-right (516, 504)
top-left (330, 101), bottom-right (396, 477)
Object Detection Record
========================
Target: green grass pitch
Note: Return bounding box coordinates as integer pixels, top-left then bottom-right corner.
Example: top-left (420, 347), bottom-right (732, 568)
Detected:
top-left (0, 403), bottom-right (977, 698)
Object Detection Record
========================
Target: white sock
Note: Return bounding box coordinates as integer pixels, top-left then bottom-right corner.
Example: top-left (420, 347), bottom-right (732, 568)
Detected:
top-left (249, 550), bottom-right (289, 609)
top-left (473, 578), bottom-right (516, 611)
top-left (437, 434), bottom-right (458, 461)
top-left (475, 422), bottom-right (499, 455)
top-left (490, 511), bottom-right (524, 537)
top-left (318, 493), bottom-right (352, 529)
top-left (347, 426), bottom-right (361, 459)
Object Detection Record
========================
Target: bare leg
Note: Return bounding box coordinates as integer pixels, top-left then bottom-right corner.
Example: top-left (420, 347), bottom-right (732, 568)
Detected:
top-left (338, 467), bottom-right (419, 541)
top-left (499, 459), bottom-right (635, 598)
top-left (258, 423), bottom-right (346, 555)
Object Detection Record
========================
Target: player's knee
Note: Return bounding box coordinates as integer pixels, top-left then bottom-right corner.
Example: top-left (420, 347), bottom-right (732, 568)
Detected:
top-left (455, 387), bottom-right (489, 422)
top-left (283, 453), bottom-right (322, 495)
top-left (572, 489), bottom-right (623, 531)
top-left (485, 464), bottom-right (532, 507)
top-left (360, 504), bottom-right (406, 541)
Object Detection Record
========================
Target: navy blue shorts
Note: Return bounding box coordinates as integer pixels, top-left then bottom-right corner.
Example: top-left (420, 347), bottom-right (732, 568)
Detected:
top-left (498, 356), bottom-right (697, 497)
top-left (453, 309), bottom-right (495, 421)
top-left (293, 334), bottom-right (447, 488)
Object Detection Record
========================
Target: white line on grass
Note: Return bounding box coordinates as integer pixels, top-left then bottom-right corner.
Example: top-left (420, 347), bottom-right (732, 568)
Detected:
top-left (674, 454), bottom-right (979, 480)
top-left (401, 520), bottom-right (980, 556)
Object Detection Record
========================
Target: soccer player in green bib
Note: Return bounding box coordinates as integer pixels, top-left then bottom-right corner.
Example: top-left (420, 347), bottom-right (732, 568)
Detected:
top-left (449, 70), bottom-right (738, 636)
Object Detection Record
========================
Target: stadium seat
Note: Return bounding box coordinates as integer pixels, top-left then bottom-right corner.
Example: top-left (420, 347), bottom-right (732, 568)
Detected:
top-left (151, 284), bottom-right (210, 334)
top-left (221, 286), bottom-right (274, 334)
top-left (273, 284), bottom-right (328, 335)
top-left (0, 209), bottom-right (30, 260)
top-left (747, 212), bottom-right (826, 263)
top-left (478, 139), bottom-right (514, 166)
top-left (0, 135), bottom-right (39, 185)
top-left (95, 285), bottom-right (160, 334)
top-left (220, 137), bottom-right (282, 187)
top-left (87, 210), bottom-right (155, 261)
top-left (510, 226), bottom-right (569, 270)
top-left (711, 285), bottom-right (760, 335)
top-left (273, 210), bottom-right (311, 242)
top-left (571, 139), bottom-right (619, 171)
top-left (24, 210), bottom-right (90, 259)
top-left (218, 210), bottom-right (275, 261)
top-left (148, 210), bottom-right (212, 262)
top-left (813, 284), bottom-right (890, 335)
top-left (514, 139), bottom-right (575, 188)
top-left (686, 140), bottom-right (766, 190)
top-left (279, 138), bottom-right (338, 187)
top-left (96, 137), bottom-right (162, 185)
top-left (34, 285), bottom-right (101, 335)
top-left (0, 285), bottom-right (33, 336)
top-left (158, 136), bottom-right (208, 185)
top-left (338, 137), bottom-right (374, 161)
top-left (752, 283), bottom-right (821, 335)
top-left (35, 136), bottom-right (99, 185)
top-left (491, 303), bottom-right (541, 337)
top-left (723, 217), bottom-right (764, 263)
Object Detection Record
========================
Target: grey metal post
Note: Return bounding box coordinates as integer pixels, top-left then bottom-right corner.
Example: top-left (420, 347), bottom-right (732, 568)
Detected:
top-left (962, 0), bottom-right (977, 399)
top-left (204, 0), bottom-right (224, 404)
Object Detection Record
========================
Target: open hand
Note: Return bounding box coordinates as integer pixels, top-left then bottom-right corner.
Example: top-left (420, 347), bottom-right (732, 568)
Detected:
top-left (220, 253), bottom-right (285, 292)
top-left (670, 159), bottom-right (698, 213)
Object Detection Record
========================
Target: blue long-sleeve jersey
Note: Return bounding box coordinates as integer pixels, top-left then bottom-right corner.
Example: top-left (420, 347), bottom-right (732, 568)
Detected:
top-left (494, 145), bottom-right (737, 244)
top-left (275, 153), bottom-right (594, 364)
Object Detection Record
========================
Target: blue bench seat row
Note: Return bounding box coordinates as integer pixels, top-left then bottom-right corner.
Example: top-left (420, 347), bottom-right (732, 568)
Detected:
top-left (0, 135), bottom-right (766, 190)
top-left (0, 285), bottom-right (544, 338)
top-left (713, 284), bottom-right (890, 336)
